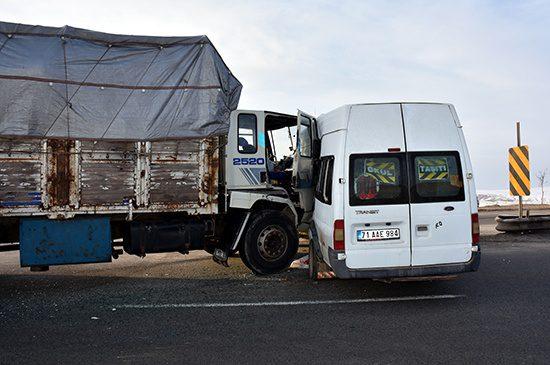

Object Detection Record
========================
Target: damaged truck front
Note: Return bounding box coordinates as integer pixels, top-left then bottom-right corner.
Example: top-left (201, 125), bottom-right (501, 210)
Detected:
top-left (0, 22), bottom-right (300, 275)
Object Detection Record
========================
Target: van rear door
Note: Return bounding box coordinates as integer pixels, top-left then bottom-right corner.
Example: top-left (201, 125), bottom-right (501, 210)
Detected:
top-left (344, 104), bottom-right (411, 269)
top-left (402, 104), bottom-right (472, 266)
top-left (292, 110), bottom-right (319, 222)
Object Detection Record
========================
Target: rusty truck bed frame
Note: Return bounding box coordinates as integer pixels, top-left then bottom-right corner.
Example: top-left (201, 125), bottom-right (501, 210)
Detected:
top-left (0, 137), bottom-right (220, 219)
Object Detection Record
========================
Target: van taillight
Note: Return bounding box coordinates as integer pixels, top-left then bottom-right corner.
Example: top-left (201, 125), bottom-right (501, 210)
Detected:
top-left (333, 219), bottom-right (345, 251)
top-left (471, 213), bottom-right (480, 245)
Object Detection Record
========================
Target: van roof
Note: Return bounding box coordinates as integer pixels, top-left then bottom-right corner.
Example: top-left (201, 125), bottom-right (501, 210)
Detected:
top-left (316, 102), bottom-right (455, 137)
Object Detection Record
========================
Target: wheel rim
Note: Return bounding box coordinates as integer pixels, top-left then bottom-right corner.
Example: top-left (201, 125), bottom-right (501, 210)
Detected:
top-left (257, 225), bottom-right (288, 262)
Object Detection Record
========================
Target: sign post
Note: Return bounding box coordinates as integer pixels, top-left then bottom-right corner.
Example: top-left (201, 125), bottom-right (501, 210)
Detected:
top-left (517, 122), bottom-right (523, 218)
top-left (509, 121), bottom-right (530, 218)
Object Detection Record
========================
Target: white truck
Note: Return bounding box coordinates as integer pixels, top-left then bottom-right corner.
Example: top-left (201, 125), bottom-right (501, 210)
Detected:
top-left (306, 103), bottom-right (481, 279)
top-left (1, 108), bottom-right (312, 275)
top-left (0, 22), bottom-right (310, 275)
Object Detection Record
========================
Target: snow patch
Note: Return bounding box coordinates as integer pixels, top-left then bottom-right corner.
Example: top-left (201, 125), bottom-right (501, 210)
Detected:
top-left (477, 187), bottom-right (547, 207)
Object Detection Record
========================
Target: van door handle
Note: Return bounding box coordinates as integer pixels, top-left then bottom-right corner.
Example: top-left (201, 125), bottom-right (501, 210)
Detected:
top-left (444, 206), bottom-right (455, 211)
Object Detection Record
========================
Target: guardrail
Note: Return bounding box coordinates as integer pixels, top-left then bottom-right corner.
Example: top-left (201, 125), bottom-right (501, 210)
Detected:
top-left (495, 214), bottom-right (550, 232)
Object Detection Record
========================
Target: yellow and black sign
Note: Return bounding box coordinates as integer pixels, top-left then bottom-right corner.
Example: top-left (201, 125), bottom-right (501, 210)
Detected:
top-left (509, 145), bottom-right (530, 196)
top-left (417, 158), bottom-right (449, 181)
top-left (365, 161), bottom-right (397, 184)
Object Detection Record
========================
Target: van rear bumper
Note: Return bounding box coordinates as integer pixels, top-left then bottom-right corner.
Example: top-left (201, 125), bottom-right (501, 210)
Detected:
top-left (327, 248), bottom-right (481, 279)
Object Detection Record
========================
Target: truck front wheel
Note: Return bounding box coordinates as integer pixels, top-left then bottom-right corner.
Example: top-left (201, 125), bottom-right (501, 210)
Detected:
top-left (241, 210), bottom-right (298, 275)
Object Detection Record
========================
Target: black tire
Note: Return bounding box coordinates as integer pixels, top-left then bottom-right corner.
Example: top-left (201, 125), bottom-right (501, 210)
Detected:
top-left (241, 210), bottom-right (299, 275)
top-left (308, 239), bottom-right (319, 280)
top-left (239, 247), bottom-right (254, 271)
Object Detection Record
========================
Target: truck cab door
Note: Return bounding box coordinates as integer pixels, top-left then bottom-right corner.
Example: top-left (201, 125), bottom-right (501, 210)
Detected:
top-left (226, 110), bottom-right (268, 190)
top-left (292, 110), bottom-right (320, 222)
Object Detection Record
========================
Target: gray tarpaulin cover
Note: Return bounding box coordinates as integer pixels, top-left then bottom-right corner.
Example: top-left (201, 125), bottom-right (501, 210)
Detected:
top-left (0, 21), bottom-right (242, 140)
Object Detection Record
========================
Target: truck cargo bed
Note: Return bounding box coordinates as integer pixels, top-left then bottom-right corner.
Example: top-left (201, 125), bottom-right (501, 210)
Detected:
top-left (0, 137), bottom-right (220, 218)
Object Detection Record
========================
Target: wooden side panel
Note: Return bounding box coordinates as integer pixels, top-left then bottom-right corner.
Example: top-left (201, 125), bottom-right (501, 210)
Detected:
top-left (0, 138), bottom-right (42, 208)
top-left (1, 137), bottom-right (219, 216)
top-left (79, 141), bottom-right (136, 206)
top-left (149, 140), bottom-right (201, 204)
top-left (46, 140), bottom-right (75, 207)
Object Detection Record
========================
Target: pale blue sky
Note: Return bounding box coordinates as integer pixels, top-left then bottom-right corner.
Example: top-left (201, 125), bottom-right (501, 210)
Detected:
top-left (4, 0), bottom-right (550, 189)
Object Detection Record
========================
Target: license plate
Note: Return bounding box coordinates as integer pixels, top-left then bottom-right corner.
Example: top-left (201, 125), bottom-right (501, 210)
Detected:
top-left (357, 228), bottom-right (400, 241)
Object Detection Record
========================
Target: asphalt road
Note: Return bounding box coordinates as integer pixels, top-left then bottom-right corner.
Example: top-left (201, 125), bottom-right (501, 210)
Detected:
top-left (1, 213), bottom-right (550, 364)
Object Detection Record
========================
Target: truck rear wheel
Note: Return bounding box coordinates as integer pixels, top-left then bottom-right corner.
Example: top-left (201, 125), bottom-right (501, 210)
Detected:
top-left (241, 210), bottom-right (298, 275)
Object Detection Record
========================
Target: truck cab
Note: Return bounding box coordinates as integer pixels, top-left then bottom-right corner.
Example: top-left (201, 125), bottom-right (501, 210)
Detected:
top-left (226, 111), bottom-right (295, 191)
top-left (306, 103), bottom-right (480, 279)
top-left (225, 109), bottom-right (319, 215)
top-left (219, 110), bottom-right (314, 274)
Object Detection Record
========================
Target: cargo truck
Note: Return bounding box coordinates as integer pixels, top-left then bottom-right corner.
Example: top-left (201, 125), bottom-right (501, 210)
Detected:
top-left (0, 22), bottom-right (311, 275)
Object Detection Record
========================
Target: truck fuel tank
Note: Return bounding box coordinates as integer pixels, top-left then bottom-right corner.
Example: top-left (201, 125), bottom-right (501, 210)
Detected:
top-left (125, 220), bottom-right (210, 257)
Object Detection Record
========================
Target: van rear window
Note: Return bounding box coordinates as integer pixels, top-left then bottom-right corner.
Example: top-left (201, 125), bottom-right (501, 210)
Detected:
top-left (349, 153), bottom-right (408, 206)
top-left (409, 151), bottom-right (465, 203)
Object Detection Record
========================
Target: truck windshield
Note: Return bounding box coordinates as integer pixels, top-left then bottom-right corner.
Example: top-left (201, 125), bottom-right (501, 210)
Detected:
top-left (349, 153), bottom-right (408, 206)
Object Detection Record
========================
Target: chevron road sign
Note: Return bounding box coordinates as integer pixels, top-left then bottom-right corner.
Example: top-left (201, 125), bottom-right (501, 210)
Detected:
top-left (509, 145), bottom-right (530, 196)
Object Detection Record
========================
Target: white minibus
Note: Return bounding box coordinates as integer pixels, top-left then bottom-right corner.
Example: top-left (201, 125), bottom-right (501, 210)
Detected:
top-left (294, 103), bottom-right (480, 279)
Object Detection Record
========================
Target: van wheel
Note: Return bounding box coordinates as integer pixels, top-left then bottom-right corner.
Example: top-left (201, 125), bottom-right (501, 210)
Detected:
top-left (309, 239), bottom-right (319, 280)
top-left (241, 210), bottom-right (298, 275)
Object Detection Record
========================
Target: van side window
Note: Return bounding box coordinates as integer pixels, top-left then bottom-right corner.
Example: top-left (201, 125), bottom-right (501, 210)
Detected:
top-left (315, 156), bottom-right (334, 205)
top-left (315, 159), bottom-right (327, 200)
top-left (349, 153), bottom-right (408, 206)
top-left (409, 151), bottom-right (465, 203)
top-left (238, 114), bottom-right (257, 154)
top-left (324, 157), bottom-right (334, 204)
top-left (298, 116), bottom-right (312, 157)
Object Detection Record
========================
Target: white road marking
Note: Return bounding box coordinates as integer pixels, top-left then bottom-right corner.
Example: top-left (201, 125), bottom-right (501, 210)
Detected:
top-left (117, 294), bottom-right (465, 309)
